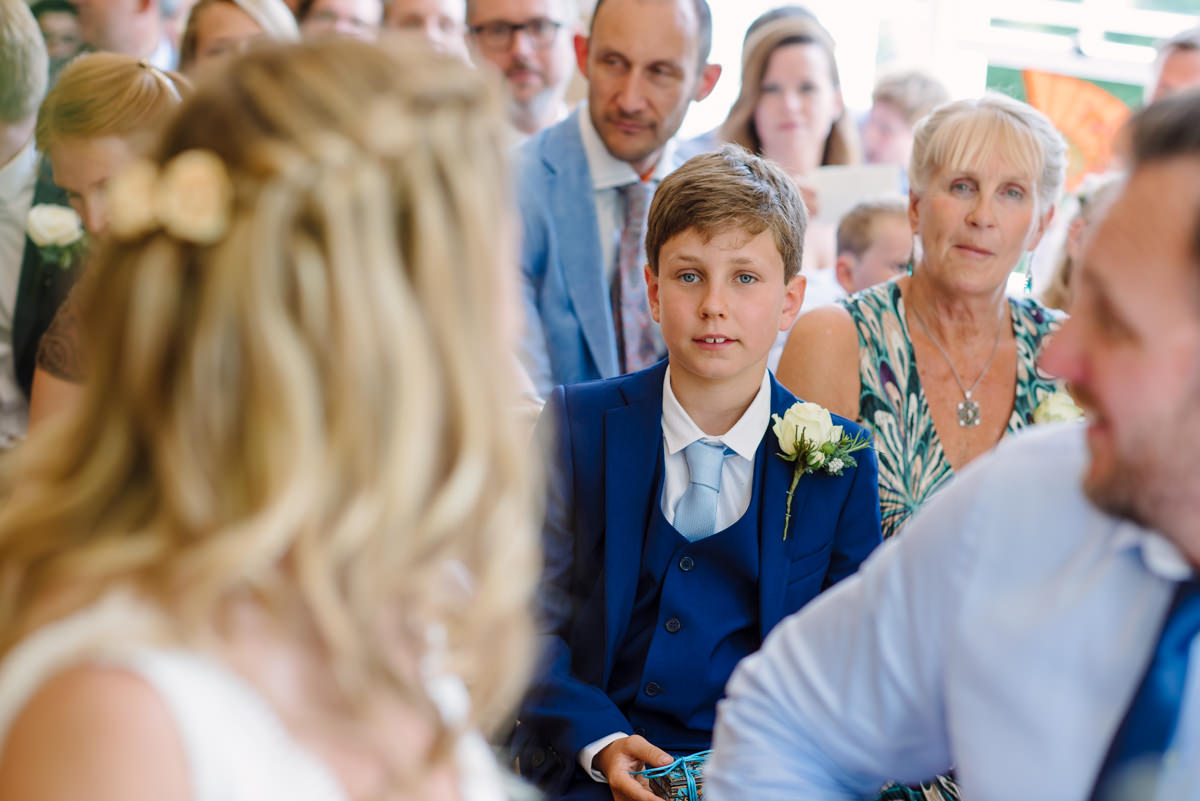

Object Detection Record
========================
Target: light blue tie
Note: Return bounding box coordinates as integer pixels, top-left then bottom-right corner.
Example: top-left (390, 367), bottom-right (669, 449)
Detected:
top-left (673, 441), bottom-right (729, 542)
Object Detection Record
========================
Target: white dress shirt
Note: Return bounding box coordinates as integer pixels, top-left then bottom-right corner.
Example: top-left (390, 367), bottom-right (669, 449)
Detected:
top-left (580, 367), bottom-right (772, 780)
top-left (706, 423), bottom-right (1200, 801)
top-left (576, 103), bottom-right (678, 286)
top-left (0, 140), bottom-right (38, 446)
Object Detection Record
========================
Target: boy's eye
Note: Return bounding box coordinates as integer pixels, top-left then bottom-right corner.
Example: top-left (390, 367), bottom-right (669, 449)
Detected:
top-left (678, 272), bottom-right (699, 284)
top-left (735, 274), bottom-right (757, 285)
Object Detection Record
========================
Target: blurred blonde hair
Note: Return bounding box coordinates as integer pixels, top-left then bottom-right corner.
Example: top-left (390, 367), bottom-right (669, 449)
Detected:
top-left (871, 69), bottom-right (950, 127)
top-left (0, 0), bottom-right (48, 123)
top-left (0, 38), bottom-right (537, 747)
top-left (35, 52), bottom-right (190, 153)
top-left (719, 15), bottom-right (861, 167)
top-left (908, 92), bottom-right (1067, 214)
top-left (178, 0), bottom-right (299, 71)
top-left (1040, 171), bottom-right (1123, 312)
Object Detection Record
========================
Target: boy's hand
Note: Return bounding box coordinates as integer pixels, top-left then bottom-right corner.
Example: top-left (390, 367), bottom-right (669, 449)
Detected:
top-left (593, 735), bottom-right (673, 801)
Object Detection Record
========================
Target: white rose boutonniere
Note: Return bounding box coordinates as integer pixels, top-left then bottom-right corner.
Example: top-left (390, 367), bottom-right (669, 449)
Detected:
top-left (26, 204), bottom-right (87, 270)
top-left (772, 400), bottom-right (872, 541)
top-left (1033, 390), bottom-right (1085, 425)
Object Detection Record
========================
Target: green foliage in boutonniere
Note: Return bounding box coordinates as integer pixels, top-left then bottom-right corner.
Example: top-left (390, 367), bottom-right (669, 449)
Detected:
top-left (772, 401), bottom-right (872, 541)
top-left (26, 204), bottom-right (87, 270)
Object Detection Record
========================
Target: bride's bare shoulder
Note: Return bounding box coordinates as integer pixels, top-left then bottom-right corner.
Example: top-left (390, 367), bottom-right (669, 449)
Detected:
top-left (0, 665), bottom-right (190, 801)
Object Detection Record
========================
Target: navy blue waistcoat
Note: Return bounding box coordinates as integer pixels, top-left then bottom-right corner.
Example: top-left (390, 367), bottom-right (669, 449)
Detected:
top-left (606, 442), bottom-right (767, 752)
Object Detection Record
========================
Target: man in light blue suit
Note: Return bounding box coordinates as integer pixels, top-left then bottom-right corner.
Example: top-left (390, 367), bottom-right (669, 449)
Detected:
top-left (515, 0), bottom-right (721, 396)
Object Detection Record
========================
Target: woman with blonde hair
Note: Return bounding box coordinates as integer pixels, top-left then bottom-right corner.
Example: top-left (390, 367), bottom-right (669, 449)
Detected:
top-left (0, 37), bottom-right (537, 801)
top-left (24, 52), bottom-right (188, 425)
top-left (777, 92), bottom-right (1070, 801)
top-left (178, 0), bottom-right (298, 73)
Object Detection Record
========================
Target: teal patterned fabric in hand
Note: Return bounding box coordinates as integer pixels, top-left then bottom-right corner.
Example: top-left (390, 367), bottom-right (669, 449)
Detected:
top-left (843, 281), bottom-right (1063, 541)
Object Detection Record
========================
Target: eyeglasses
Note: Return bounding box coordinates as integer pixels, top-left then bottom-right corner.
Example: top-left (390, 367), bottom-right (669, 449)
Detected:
top-left (469, 17), bottom-right (562, 50)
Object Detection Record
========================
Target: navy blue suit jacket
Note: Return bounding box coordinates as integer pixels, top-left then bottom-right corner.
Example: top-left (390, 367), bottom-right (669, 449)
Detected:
top-left (515, 112), bottom-right (687, 397)
top-left (12, 173), bottom-right (74, 398)
top-left (514, 361), bottom-right (882, 792)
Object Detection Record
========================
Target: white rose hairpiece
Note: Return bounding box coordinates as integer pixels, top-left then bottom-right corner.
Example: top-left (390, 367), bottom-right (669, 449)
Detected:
top-left (26, 204), bottom-right (87, 269)
top-left (108, 149), bottom-right (233, 245)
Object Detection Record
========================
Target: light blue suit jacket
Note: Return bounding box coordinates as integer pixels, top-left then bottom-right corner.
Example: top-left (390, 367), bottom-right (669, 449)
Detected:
top-left (515, 111), bottom-right (687, 396)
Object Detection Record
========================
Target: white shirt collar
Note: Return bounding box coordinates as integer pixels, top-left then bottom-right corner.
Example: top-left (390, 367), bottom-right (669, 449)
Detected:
top-left (577, 101), bottom-right (678, 192)
top-left (661, 366), bottom-right (771, 462)
top-left (0, 139), bottom-right (38, 206)
top-left (1109, 521), bottom-right (1194, 581)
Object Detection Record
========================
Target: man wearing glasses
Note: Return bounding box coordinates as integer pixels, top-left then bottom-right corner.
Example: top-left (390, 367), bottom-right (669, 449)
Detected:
top-left (467, 0), bottom-right (577, 138)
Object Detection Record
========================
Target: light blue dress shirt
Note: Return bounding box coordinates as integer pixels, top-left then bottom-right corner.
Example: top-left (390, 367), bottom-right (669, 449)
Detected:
top-left (706, 424), bottom-right (1200, 801)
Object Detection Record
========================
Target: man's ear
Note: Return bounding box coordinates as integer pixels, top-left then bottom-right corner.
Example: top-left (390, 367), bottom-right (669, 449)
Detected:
top-left (645, 264), bottom-right (661, 323)
top-left (779, 273), bottom-right (806, 331)
top-left (574, 33), bottom-right (590, 79)
top-left (835, 254), bottom-right (856, 295)
top-left (693, 63), bottom-right (721, 102)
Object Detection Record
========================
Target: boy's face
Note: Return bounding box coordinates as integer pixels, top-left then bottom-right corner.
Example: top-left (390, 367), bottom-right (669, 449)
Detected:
top-left (647, 226), bottom-right (804, 397)
top-left (836, 214), bottom-right (912, 294)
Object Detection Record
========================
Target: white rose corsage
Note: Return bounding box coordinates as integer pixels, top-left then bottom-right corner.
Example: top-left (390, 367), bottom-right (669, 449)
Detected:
top-left (1032, 390), bottom-right (1085, 424)
top-left (772, 400), bottom-right (872, 541)
top-left (26, 204), bottom-right (87, 270)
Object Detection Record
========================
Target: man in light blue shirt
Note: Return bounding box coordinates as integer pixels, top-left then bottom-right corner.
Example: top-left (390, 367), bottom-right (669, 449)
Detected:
top-left (706, 90), bottom-right (1200, 801)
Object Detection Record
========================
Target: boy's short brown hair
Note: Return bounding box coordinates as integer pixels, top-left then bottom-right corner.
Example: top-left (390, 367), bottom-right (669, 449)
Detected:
top-left (837, 197), bottom-right (909, 258)
top-left (646, 144), bottom-right (807, 281)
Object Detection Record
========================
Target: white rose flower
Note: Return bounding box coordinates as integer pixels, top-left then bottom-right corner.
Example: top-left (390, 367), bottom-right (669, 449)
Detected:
top-left (26, 204), bottom-right (83, 247)
top-left (806, 450), bottom-right (826, 467)
top-left (1033, 390), bottom-right (1085, 424)
top-left (158, 149), bottom-right (233, 245)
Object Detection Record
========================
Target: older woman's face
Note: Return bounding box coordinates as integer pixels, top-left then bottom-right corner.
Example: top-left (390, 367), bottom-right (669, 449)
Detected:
top-left (752, 42), bottom-right (841, 174)
top-left (910, 152), bottom-right (1048, 294)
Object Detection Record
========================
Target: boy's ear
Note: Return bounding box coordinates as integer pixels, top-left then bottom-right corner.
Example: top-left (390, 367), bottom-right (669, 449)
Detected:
top-left (779, 273), bottom-right (806, 332)
top-left (644, 264), bottom-right (661, 323)
top-left (835, 254), bottom-right (856, 295)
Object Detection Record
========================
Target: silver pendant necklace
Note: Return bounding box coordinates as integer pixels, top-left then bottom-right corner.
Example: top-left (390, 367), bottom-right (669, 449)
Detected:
top-left (909, 303), bottom-right (1003, 428)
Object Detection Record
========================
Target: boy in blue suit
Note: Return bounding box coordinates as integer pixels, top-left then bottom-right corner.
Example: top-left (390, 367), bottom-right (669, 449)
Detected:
top-left (514, 146), bottom-right (882, 801)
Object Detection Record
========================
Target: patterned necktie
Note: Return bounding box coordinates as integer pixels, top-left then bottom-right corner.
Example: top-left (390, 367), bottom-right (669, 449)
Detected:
top-left (611, 180), bottom-right (661, 373)
top-left (672, 441), bottom-right (730, 542)
top-left (1090, 578), bottom-right (1200, 801)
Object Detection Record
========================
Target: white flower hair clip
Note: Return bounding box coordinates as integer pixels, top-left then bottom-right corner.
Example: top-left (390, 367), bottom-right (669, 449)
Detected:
top-left (108, 149), bottom-right (233, 246)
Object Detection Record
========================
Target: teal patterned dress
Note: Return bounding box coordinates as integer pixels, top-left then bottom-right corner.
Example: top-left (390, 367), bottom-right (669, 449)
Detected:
top-left (843, 281), bottom-right (1064, 541)
top-left (845, 282), bottom-right (1064, 801)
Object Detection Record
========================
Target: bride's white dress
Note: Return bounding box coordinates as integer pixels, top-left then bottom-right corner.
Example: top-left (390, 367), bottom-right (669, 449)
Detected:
top-left (0, 592), bottom-right (507, 801)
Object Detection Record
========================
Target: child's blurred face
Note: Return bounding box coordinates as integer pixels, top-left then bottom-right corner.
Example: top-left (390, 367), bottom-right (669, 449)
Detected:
top-left (39, 11), bottom-right (83, 60)
top-left (838, 214), bottom-right (912, 294)
top-left (861, 101), bottom-right (913, 167)
top-left (647, 226), bottom-right (804, 397)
